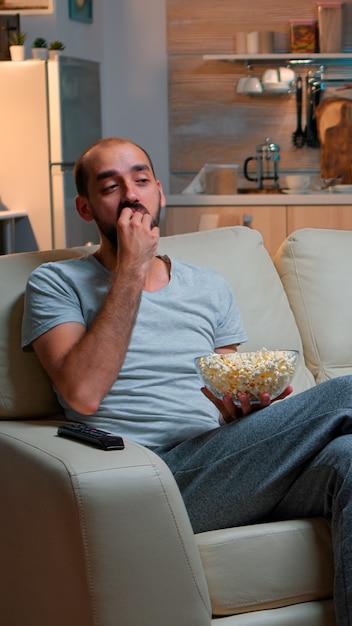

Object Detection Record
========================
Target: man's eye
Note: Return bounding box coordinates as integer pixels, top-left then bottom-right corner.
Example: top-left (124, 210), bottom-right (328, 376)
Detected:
top-left (102, 184), bottom-right (118, 193)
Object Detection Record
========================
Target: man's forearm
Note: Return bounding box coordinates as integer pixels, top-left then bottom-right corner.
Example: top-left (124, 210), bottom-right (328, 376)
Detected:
top-left (50, 269), bottom-right (144, 414)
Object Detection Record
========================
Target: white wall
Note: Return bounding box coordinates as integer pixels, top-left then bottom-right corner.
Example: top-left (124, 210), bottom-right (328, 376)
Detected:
top-left (21, 0), bottom-right (170, 191)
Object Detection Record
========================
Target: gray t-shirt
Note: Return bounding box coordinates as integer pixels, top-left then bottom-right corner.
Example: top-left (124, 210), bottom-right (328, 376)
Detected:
top-left (22, 255), bottom-right (247, 449)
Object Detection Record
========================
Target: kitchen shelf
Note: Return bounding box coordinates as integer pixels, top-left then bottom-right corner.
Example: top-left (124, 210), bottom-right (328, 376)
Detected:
top-left (203, 53), bottom-right (352, 67)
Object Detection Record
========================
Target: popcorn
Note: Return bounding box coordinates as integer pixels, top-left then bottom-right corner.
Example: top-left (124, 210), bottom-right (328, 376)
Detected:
top-left (196, 348), bottom-right (298, 404)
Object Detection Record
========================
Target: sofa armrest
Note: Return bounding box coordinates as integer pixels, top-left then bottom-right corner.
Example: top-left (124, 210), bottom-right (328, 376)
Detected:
top-left (0, 420), bottom-right (211, 626)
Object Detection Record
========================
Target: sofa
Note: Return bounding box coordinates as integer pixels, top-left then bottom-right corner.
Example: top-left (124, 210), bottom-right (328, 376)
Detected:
top-left (1, 225), bottom-right (351, 626)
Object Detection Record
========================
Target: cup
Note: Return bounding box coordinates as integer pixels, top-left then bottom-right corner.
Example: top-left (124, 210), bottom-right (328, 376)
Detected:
top-left (262, 69), bottom-right (280, 84)
top-left (279, 67), bottom-right (295, 83)
top-left (236, 76), bottom-right (249, 93)
top-left (284, 174), bottom-right (310, 191)
top-left (246, 31), bottom-right (259, 54)
top-left (259, 31), bottom-right (274, 53)
top-left (243, 76), bottom-right (263, 94)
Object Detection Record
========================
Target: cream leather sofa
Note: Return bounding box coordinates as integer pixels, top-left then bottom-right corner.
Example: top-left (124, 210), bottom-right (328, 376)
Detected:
top-left (1, 225), bottom-right (350, 626)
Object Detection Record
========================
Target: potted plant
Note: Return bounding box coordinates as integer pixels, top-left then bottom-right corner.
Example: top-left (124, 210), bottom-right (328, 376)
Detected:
top-left (9, 31), bottom-right (27, 62)
top-left (48, 40), bottom-right (65, 60)
top-left (32, 37), bottom-right (48, 60)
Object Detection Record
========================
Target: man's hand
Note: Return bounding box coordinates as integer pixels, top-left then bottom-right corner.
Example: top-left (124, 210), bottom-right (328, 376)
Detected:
top-left (117, 207), bottom-right (159, 275)
top-left (201, 385), bottom-right (293, 424)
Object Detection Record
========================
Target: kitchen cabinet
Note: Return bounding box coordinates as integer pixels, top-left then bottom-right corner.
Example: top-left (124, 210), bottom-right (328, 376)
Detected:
top-left (165, 205), bottom-right (286, 258)
top-left (165, 192), bottom-right (352, 258)
top-left (287, 205), bottom-right (352, 233)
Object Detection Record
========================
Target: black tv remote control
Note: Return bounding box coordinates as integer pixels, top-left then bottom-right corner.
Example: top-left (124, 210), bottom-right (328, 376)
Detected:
top-left (57, 423), bottom-right (125, 451)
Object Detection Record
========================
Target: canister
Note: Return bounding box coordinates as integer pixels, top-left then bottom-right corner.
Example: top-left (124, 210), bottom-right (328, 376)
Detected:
top-left (317, 2), bottom-right (343, 52)
top-left (290, 20), bottom-right (318, 52)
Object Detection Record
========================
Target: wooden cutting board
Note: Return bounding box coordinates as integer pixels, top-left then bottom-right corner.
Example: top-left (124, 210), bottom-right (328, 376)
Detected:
top-left (316, 98), bottom-right (352, 182)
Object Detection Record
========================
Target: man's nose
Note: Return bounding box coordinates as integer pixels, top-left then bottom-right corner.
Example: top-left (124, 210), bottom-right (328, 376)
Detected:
top-left (121, 181), bottom-right (138, 202)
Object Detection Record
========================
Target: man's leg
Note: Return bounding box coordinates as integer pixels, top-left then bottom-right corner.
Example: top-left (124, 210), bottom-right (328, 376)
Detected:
top-left (271, 436), bottom-right (352, 626)
top-left (157, 376), bottom-right (352, 625)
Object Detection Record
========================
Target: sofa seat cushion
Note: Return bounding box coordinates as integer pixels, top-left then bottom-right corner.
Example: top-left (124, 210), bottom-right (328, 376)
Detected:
top-left (196, 518), bottom-right (333, 617)
top-left (275, 228), bottom-right (352, 384)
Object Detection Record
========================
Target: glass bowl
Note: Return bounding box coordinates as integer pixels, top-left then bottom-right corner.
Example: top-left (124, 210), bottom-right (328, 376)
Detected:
top-left (195, 348), bottom-right (299, 405)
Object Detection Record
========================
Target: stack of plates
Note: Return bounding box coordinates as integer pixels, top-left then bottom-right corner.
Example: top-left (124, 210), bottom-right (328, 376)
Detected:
top-left (332, 185), bottom-right (352, 193)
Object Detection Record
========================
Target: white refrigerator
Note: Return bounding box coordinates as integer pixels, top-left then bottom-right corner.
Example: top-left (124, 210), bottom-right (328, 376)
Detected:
top-left (0, 56), bottom-right (102, 251)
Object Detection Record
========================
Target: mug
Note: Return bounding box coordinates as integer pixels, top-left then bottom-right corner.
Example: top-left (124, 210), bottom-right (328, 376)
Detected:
top-left (259, 31), bottom-right (274, 53)
top-left (262, 69), bottom-right (280, 84)
top-left (246, 31), bottom-right (259, 54)
top-left (284, 174), bottom-right (310, 191)
top-left (236, 76), bottom-right (249, 93)
top-left (244, 76), bottom-right (263, 93)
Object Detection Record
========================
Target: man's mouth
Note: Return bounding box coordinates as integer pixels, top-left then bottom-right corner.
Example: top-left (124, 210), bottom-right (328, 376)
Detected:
top-left (118, 202), bottom-right (148, 217)
top-left (131, 206), bottom-right (148, 215)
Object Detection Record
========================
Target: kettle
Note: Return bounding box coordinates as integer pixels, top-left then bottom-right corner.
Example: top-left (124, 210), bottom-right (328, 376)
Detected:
top-left (243, 138), bottom-right (280, 189)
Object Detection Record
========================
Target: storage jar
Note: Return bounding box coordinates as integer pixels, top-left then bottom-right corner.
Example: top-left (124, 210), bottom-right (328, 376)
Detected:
top-left (290, 20), bottom-right (318, 53)
top-left (317, 2), bottom-right (343, 52)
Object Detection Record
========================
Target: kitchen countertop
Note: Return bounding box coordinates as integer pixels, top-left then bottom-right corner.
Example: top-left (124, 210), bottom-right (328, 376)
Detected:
top-left (166, 192), bottom-right (352, 206)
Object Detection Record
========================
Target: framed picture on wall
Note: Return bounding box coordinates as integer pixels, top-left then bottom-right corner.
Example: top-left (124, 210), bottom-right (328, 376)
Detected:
top-left (0, 0), bottom-right (53, 14)
top-left (68, 0), bottom-right (92, 23)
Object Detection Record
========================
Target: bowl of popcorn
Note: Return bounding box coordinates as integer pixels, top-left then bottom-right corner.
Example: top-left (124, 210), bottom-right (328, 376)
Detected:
top-left (195, 348), bottom-right (299, 405)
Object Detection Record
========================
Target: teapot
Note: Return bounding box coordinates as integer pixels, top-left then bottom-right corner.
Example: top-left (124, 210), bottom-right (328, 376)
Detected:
top-left (243, 138), bottom-right (280, 189)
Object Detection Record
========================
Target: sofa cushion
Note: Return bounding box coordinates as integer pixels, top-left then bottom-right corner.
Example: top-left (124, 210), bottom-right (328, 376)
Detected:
top-left (274, 228), bottom-right (352, 384)
top-left (158, 226), bottom-right (314, 395)
top-left (196, 518), bottom-right (333, 617)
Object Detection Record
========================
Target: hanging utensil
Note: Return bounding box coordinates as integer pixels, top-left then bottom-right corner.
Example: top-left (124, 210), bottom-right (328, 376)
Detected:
top-left (310, 79), bottom-right (321, 147)
top-left (305, 74), bottom-right (313, 145)
top-left (292, 76), bottom-right (305, 148)
top-left (306, 69), bottom-right (322, 147)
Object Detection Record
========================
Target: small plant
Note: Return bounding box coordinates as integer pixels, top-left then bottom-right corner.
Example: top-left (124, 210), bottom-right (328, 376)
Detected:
top-left (32, 37), bottom-right (47, 48)
top-left (10, 31), bottom-right (27, 46)
top-left (49, 40), bottom-right (65, 51)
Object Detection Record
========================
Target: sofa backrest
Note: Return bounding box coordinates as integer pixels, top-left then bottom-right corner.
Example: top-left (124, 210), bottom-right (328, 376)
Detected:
top-left (0, 226), bottom-right (314, 420)
top-left (275, 227), bottom-right (352, 384)
top-left (0, 246), bottom-right (96, 418)
top-left (157, 226), bottom-right (314, 395)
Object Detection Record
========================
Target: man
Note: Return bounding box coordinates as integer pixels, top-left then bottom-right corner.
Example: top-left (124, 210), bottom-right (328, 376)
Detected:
top-left (22, 138), bottom-right (352, 625)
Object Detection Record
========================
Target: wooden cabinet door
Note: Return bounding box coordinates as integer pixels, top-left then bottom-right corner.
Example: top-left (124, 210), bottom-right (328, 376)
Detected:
top-left (287, 205), bottom-right (352, 234)
top-left (165, 204), bottom-right (286, 258)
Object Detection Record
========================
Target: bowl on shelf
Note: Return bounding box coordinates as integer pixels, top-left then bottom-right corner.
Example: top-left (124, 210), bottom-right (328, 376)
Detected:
top-left (195, 348), bottom-right (299, 405)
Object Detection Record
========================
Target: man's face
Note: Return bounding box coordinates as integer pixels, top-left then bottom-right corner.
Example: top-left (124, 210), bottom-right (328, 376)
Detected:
top-left (81, 141), bottom-right (165, 249)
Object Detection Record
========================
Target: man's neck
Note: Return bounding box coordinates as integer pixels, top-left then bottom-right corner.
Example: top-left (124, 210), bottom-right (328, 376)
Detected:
top-left (93, 247), bottom-right (171, 292)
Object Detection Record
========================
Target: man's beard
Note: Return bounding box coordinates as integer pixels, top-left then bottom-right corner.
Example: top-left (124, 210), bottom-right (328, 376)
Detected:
top-left (91, 196), bottom-right (162, 251)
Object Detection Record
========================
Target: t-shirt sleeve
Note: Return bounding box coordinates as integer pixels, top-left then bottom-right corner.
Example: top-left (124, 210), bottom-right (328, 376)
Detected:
top-left (21, 263), bottom-right (86, 351)
top-left (213, 275), bottom-right (248, 348)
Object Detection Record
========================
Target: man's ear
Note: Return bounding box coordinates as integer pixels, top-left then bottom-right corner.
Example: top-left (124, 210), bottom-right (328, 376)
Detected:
top-left (157, 180), bottom-right (166, 209)
top-left (75, 196), bottom-right (94, 223)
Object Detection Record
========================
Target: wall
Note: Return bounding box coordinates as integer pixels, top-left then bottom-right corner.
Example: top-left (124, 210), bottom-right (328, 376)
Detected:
top-left (167, 0), bottom-right (352, 192)
top-left (15, 0), bottom-right (352, 196)
top-left (20, 0), bottom-right (170, 191)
